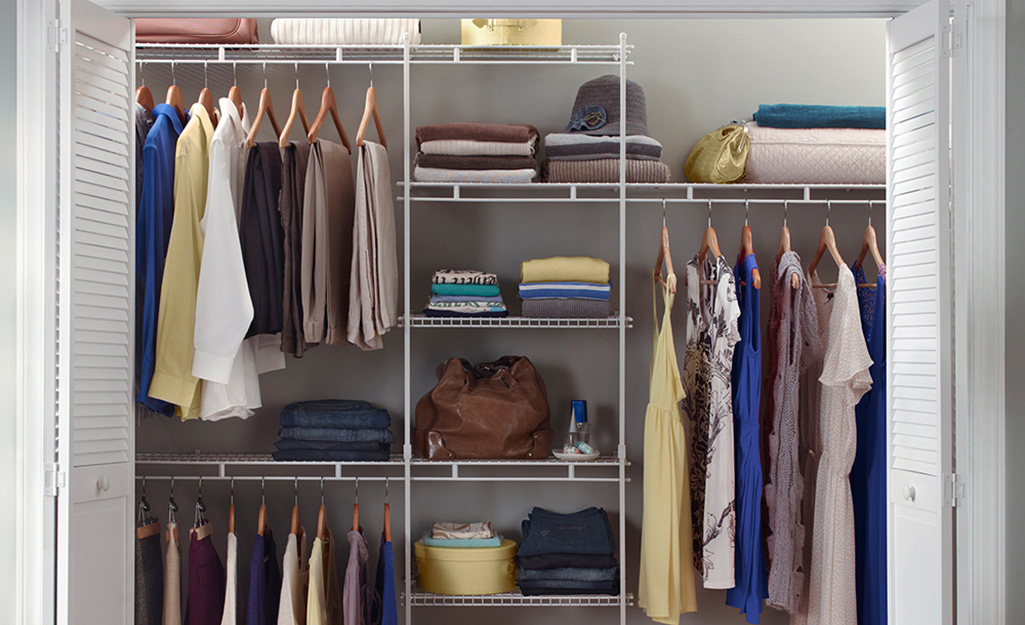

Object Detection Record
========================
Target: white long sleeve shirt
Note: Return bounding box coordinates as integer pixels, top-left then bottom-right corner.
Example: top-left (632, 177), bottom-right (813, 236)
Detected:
top-left (192, 99), bottom-right (285, 420)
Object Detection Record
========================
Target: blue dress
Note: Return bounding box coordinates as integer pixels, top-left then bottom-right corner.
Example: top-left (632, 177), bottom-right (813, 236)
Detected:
top-left (726, 254), bottom-right (767, 623)
top-left (851, 264), bottom-right (887, 625)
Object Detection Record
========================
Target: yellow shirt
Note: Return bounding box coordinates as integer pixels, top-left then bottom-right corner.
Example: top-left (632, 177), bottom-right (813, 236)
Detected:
top-left (148, 104), bottom-right (213, 420)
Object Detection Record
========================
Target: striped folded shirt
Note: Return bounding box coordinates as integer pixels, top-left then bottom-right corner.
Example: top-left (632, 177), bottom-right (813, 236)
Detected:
top-left (518, 282), bottom-right (611, 301)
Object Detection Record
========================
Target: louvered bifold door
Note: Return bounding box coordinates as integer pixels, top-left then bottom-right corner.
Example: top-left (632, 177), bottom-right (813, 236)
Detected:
top-left (54, 0), bottom-right (135, 624)
top-left (885, 1), bottom-right (954, 624)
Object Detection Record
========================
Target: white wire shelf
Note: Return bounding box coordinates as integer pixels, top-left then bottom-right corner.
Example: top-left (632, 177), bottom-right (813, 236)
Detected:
top-left (400, 181), bottom-right (886, 204)
top-left (410, 455), bottom-right (628, 482)
top-left (403, 591), bottom-right (634, 607)
top-left (135, 452), bottom-right (406, 480)
top-left (135, 43), bottom-right (631, 66)
top-left (400, 315), bottom-right (631, 329)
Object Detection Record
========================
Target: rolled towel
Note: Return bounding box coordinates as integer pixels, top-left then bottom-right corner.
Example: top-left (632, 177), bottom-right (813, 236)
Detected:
top-left (752, 103), bottom-right (886, 129)
top-left (416, 122), bottom-right (539, 147)
top-left (520, 257), bottom-right (610, 284)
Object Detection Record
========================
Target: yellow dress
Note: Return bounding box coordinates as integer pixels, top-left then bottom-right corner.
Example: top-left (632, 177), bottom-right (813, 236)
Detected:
top-left (639, 280), bottom-right (698, 624)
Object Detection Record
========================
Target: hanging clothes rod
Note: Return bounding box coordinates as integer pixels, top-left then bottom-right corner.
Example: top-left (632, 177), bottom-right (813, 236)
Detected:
top-left (631, 198), bottom-right (880, 206)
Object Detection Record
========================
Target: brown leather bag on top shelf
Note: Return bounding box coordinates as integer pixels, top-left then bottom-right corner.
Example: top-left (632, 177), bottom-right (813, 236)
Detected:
top-left (135, 19), bottom-right (259, 44)
top-left (414, 356), bottom-right (553, 460)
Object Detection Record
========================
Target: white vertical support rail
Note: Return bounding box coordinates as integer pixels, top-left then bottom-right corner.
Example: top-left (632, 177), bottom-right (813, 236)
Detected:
top-left (401, 31), bottom-right (413, 625)
top-left (617, 31), bottom-right (628, 625)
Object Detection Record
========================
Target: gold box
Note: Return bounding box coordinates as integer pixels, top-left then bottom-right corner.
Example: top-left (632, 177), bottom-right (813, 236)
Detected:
top-left (460, 19), bottom-right (562, 46)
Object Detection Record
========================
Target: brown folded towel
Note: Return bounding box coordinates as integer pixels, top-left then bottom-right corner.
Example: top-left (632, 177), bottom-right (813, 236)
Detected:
top-left (543, 158), bottom-right (671, 183)
top-left (416, 122), bottom-right (539, 147)
top-left (416, 154), bottom-right (539, 171)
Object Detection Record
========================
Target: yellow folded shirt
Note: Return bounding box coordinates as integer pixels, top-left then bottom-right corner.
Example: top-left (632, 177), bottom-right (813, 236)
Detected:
top-left (520, 256), bottom-right (610, 284)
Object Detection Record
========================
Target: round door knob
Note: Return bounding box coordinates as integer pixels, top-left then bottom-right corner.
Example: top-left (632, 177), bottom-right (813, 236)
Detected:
top-left (903, 485), bottom-right (916, 502)
top-left (97, 475), bottom-right (111, 493)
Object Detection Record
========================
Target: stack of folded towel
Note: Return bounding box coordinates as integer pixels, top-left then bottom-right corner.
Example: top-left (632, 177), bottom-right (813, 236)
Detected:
top-left (273, 400), bottom-right (394, 462)
top-left (422, 521), bottom-right (504, 548)
top-left (414, 123), bottom-right (540, 183)
top-left (517, 507), bottom-right (620, 596)
top-left (425, 269), bottom-right (509, 318)
top-left (519, 257), bottom-right (611, 319)
top-left (543, 75), bottom-right (670, 183)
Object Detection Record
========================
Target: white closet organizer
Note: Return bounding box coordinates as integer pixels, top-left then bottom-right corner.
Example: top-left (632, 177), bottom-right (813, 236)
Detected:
top-left (132, 34), bottom-right (887, 625)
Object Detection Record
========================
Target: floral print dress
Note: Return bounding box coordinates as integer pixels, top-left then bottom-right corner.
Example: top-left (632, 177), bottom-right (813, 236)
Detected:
top-left (683, 254), bottom-right (741, 589)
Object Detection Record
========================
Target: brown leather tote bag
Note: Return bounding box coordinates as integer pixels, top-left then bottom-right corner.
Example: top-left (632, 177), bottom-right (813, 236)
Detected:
top-left (415, 356), bottom-right (553, 460)
top-left (135, 19), bottom-right (260, 44)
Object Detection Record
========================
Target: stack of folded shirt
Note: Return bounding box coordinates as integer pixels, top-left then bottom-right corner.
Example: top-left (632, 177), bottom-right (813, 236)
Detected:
top-left (424, 269), bottom-right (509, 318)
top-left (542, 133), bottom-right (671, 183)
top-left (422, 521), bottom-right (504, 548)
top-left (519, 257), bottom-right (611, 319)
top-left (273, 400), bottom-right (394, 461)
top-left (517, 507), bottom-right (620, 596)
top-left (414, 123), bottom-right (540, 183)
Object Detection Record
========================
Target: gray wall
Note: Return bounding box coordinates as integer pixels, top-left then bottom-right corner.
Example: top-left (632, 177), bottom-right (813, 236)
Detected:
top-left (136, 18), bottom-right (886, 624)
top-left (0, 0), bottom-right (17, 622)
top-left (1007, 0), bottom-right (1025, 622)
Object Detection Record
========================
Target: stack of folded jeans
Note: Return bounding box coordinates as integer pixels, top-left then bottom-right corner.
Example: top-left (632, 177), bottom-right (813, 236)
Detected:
top-left (516, 507), bottom-right (620, 596)
top-left (414, 123), bottom-right (540, 183)
top-left (273, 400), bottom-right (394, 461)
top-left (422, 521), bottom-right (504, 548)
top-left (424, 269), bottom-right (508, 318)
top-left (519, 257), bottom-right (611, 319)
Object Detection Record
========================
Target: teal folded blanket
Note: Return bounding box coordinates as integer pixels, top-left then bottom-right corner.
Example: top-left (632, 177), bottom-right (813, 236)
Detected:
top-left (431, 283), bottom-right (501, 297)
top-left (422, 533), bottom-right (504, 548)
top-left (753, 104), bottom-right (886, 129)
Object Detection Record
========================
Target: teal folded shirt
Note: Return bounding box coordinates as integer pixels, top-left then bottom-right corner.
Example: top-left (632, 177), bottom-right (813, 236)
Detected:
top-left (422, 532), bottom-right (504, 548)
top-left (431, 283), bottom-right (501, 297)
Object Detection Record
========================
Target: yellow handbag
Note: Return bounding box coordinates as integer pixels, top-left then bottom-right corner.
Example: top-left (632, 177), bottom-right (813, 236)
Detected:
top-left (684, 124), bottom-right (750, 184)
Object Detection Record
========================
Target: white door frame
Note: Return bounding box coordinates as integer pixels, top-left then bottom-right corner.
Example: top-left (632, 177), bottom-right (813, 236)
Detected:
top-left (14, 1), bottom-right (1006, 624)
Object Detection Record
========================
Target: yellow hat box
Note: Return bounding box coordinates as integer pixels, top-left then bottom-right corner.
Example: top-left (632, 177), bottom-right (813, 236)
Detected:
top-left (460, 19), bottom-right (562, 46)
top-left (414, 539), bottom-right (518, 595)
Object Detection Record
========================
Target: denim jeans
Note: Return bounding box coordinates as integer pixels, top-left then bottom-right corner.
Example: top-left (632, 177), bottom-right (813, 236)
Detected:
top-left (517, 553), bottom-right (619, 571)
top-left (518, 567), bottom-right (619, 583)
top-left (274, 440), bottom-right (389, 452)
top-left (279, 400), bottom-right (393, 429)
top-left (272, 449), bottom-right (391, 462)
top-left (277, 427), bottom-right (396, 443)
top-left (518, 581), bottom-right (619, 596)
top-left (517, 507), bottom-right (616, 557)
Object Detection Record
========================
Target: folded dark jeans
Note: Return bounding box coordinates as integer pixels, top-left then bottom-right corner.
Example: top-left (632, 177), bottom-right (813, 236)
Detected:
top-left (274, 440), bottom-right (390, 452)
top-left (279, 400), bottom-right (393, 429)
top-left (518, 581), bottom-right (619, 596)
top-left (272, 449), bottom-right (391, 462)
top-left (278, 427), bottom-right (396, 443)
top-left (517, 553), bottom-right (619, 571)
top-left (517, 507), bottom-right (616, 557)
top-left (518, 567), bottom-right (619, 583)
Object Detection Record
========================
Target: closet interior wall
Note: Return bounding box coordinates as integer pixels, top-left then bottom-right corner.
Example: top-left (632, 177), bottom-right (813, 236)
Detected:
top-left (136, 17), bottom-right (886, 625)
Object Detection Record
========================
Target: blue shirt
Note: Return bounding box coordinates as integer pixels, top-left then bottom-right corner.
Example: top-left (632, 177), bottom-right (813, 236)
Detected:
top-left (136, 103), bottom-right (185, 415)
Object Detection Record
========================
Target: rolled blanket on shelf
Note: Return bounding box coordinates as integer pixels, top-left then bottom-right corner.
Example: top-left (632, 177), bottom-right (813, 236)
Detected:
top-left (518, 282), bottom-right (611, 301)
top-left (431, 283), bottom-right (501, 297)
top-left (752, 103), bottom-right (886, 129)
top-left (544, 133), bottom-right (663, 161)
top-left (520, 257), bottom-right (610, 284)
top-left (270, 18), bottom-right (421, 45)
top-left (420, 138), bottom-right (537, 157)
top-left (432, 269), bottom-right (498, 285)
top-left (543, 158), bottom-right (670, 183)
top-left (416, 123), bottom-right (540, 147)
top-left (522, 298), bottom-right (610, 319)
top-left (414, 165), bottom-right (539, 183)
top-left (416, 154), bottom-right (539, 171)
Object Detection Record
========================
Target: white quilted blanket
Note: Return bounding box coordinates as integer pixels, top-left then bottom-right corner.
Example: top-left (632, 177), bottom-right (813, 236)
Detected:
top-left (744, 121), bottom-right (885, 184)
top-left (270, 19), bottom-right (422, 45)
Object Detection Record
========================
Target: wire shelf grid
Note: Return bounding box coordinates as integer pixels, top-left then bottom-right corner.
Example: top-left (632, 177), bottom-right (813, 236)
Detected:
top-left (401, 315), bottom-right (631, 329)
top-left (403, 591), bottom-right (634, 607)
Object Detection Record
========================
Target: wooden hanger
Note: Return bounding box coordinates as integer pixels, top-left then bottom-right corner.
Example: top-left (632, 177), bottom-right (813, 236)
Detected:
top-left (198, 62), bottom-right (218, 128)
top-left (228, 61), bottom-right (244, 118)
top-left (317, 477), bottom-right (327, 541)
top-left (809, 202), bottom-right (848, 289)
top-left (307, 63), bottom-right (352, 152)
top-left (228, 478), bottom-right (235, 534)
top-left (135, 477), bottom-right (160, 540)
top-left (165, 61), bottom-right (188, 126)
top-left (684, 201), bottom-right (723, 287)
top-left (246, 64), bottom-right (282, 149)
top-left (290, 477), bottom-right (304, 542)
top-left (384, 478), bottom-right (392, 543)
top-left (136, 62), bottom-right (154, 113)
top-left (352, 477), bottom-right (360, 532)
top-left (166, 480), bottom-right (179, 543)
top-left (355, 64), bottom-right (387, 149)
top-left (854, 201), bottom-right (885, 277)
top-left (257, 477), bottom-right (268, 537)
top-left (189, 477), bottom-right (211, 539)
top-left (279, 63), bottom-right (311, 149)
top-left (778, 201), bottom-right (800, 290)
top-left (653, 201), bottom-right (678, 293)
top-left (738, 201), bottom-right (762, 290)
